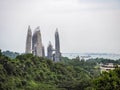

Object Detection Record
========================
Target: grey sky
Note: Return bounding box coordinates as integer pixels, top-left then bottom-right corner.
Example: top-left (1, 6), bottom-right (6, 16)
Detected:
top-left (0, 0), bottom-right (120, 54)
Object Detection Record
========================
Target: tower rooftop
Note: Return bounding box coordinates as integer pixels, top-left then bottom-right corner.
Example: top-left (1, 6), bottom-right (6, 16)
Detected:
top-left (55, 28), bottom-right (58, 33)
top-left (34, 26), bottom-right (40, 33)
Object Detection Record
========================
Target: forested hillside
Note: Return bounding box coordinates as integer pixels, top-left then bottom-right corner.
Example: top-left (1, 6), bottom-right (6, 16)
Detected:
top-left (0, 50), bottom-right (120, 90)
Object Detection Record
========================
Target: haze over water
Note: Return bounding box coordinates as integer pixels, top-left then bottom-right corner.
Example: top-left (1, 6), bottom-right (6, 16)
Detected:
top-left (62, 53), bottom-right (120, 60)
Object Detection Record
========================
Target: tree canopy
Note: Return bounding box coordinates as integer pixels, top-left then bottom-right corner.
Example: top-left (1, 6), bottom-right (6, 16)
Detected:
top-left (0, 50), bottom-right (120, 90)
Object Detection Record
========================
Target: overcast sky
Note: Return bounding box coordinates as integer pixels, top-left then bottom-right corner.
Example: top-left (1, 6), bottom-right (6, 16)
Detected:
top-left (0, 0), bottom-right (120, 54)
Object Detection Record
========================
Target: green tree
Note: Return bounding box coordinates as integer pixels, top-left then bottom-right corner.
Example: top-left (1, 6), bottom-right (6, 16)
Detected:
top-left (0, 49), bottom-right (2, 57)
top-left (93, 68), bottom-right (120, 90)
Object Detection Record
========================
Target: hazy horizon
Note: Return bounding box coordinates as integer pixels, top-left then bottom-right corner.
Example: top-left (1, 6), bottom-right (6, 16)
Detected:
top-left (0, 0), bottom-right (120, 54)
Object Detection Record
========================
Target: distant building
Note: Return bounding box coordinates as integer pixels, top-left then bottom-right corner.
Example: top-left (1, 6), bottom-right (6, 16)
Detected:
top-left (47, 28), bottom-right (61, 62)
top-left (54, 28), bottom-right (61, 62)
top-left (100, 63), bottom-right (120, 73)
top-left (32, 27), bottom-right (43, 57)
top-left (25, 26), bottom-right (61, 61)
top-left (25, 26), bottom-right (44, 57)
top-left (47, 42), bottom-right (53, 60)
top-left (25, 26), bottom-right (32, 53)
top-left (42, 46), bottom-right (45, 57)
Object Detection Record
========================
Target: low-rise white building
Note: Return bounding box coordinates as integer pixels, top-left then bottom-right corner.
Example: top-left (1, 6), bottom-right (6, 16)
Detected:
top-left (100, 63), bottom-right (119, 73)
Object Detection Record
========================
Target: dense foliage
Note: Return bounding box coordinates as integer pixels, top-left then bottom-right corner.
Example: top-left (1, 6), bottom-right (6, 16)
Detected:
top-left (87, 58), bottom-right (120, 65)
top-left (0, 52), bottom-right (96, 90)
top-left (1, 50), bottom-right (120, 90)
top-left (93, 67), bottom-right (120, 90)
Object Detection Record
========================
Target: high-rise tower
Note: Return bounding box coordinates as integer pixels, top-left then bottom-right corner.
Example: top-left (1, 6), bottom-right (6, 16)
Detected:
top-left (42, 45), bottom-right (45, 57)
top-left (47, 41), bottom-right (53, 60)
top-left (54, 28), bottom-right (61, 62)
top-left (25, 26), bottom-right (32, 53)
top-left (32, 27), bottom-right (43, 57)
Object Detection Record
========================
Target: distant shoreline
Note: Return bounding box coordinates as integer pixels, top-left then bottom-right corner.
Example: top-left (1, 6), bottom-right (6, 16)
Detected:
top-left (62, 53), bottom-right (120, 60)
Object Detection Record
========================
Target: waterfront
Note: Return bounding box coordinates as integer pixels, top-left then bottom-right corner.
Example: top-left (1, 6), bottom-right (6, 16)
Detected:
top-left (62, 53), bottom-right (120, 60)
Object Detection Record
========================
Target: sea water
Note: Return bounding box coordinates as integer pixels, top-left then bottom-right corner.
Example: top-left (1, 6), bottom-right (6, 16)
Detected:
top-left (62, 53), bottom-right (120, 60)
